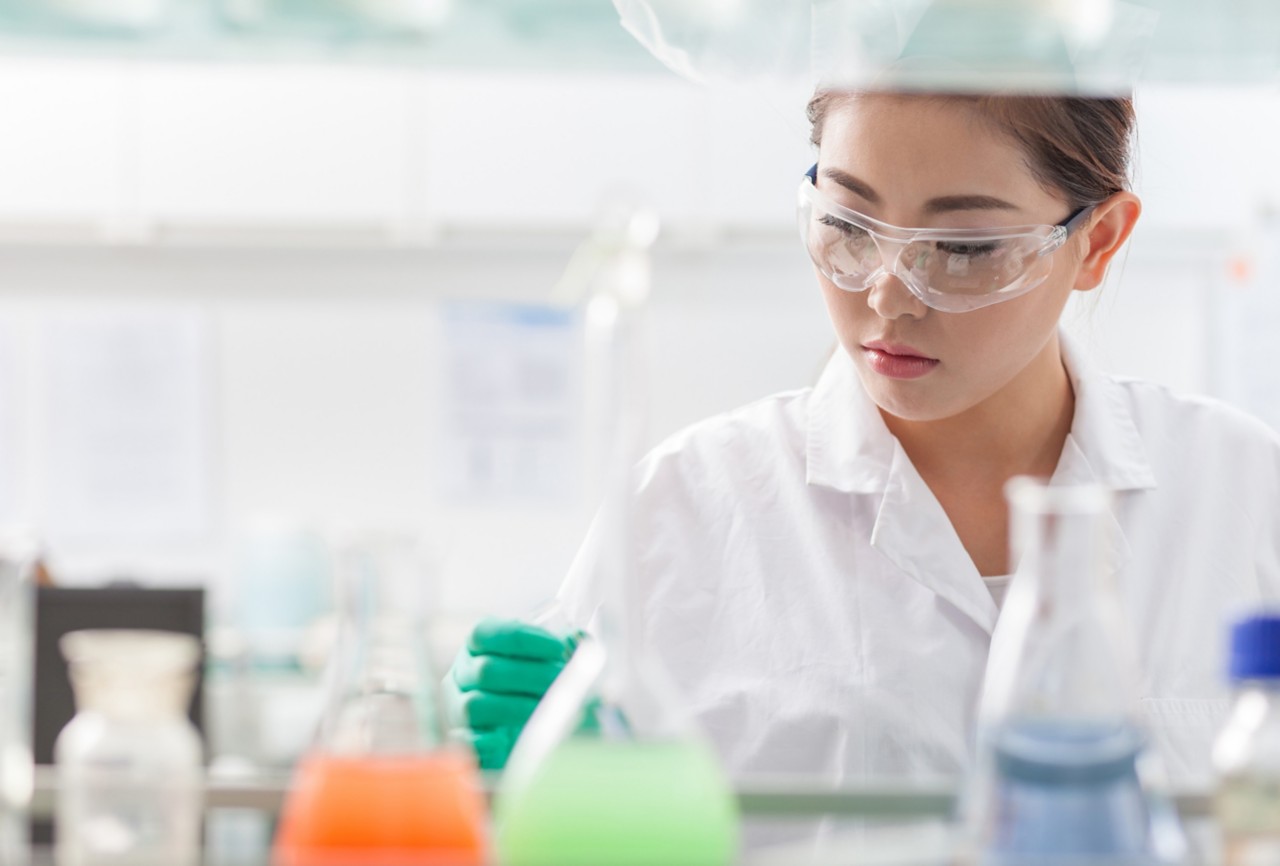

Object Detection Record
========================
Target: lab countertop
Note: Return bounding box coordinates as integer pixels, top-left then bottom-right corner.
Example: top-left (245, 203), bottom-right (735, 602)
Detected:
top-left (28, 766), bottom-right (1224, 865)
top-left (29, 764), bottom-right (1215, 820)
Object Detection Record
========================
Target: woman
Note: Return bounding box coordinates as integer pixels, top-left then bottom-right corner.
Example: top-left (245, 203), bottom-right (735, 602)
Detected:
top-left (446, 90), bottom-right (1280, 786)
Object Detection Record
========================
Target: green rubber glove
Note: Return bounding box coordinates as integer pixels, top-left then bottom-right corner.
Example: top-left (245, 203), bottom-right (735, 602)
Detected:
top-left (445, 617), bottom-right (577, 770)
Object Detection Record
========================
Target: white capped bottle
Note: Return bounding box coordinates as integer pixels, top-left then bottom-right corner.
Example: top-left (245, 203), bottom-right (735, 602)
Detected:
top-left (54, 630), bottom-right (203, 866)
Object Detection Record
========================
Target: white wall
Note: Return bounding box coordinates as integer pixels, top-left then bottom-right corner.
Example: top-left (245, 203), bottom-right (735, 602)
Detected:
top-left (0, 238), bottom-right (831, 624)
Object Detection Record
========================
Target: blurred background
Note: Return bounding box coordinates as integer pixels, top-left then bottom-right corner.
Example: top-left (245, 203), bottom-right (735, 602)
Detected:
top-left (1, 0), bottom-right (1279, 771)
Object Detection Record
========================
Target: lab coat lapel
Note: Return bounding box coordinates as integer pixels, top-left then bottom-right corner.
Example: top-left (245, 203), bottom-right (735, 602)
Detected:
top-left (1048, 333), bottom-right (1159, 576)
top-left (871, 443), bottom-right (1001, 635)
top-left (806, 349), bottom-right (999, 634)
top-left (804, 335), bottom-right (1154, 635)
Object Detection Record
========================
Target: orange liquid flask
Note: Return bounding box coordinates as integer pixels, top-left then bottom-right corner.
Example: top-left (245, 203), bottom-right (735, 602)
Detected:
top-left (272, 535), bottom-right (489, 866)
top-left (275, 752), bottom-right (485, 866)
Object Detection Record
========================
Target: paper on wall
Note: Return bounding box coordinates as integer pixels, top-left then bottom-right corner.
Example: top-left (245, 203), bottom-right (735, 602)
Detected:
top-left (436, 301), bottom-right (582, 505)
top-left (42, 309), bottom-right (213, 543)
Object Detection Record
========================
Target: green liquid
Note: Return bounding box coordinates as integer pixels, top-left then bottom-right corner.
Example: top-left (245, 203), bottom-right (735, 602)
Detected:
top-left (496, 739), bottom-right (739, 866)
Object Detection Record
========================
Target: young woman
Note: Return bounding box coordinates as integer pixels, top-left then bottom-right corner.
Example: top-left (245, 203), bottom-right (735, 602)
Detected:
top-left (446, 91), bottom-right (1280, 786)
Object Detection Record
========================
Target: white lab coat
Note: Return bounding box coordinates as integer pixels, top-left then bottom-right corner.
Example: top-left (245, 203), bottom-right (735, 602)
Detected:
top-left (557, 335), bottom-right (1280, 787)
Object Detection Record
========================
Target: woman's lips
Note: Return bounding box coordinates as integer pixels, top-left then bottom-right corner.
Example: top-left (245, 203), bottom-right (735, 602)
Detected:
top-left (861, 342), bottom-right (940, 380)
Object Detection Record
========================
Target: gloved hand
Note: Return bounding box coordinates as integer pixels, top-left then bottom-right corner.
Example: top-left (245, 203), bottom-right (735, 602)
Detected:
top-left (444, 617), bottom-right (578, 770)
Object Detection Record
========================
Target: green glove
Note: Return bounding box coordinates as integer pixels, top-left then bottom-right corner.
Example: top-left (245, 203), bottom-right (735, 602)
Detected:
top-left (445, 617), bottom-right (577, 770)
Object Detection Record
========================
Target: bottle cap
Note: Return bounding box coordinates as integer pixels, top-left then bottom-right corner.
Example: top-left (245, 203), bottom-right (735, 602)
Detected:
top-left (1228, 614), bottom-right (1280, 682)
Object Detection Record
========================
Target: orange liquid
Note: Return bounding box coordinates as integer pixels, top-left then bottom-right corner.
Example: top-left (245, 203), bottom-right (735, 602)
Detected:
top-left (273, 750), bottom-right (488, 866)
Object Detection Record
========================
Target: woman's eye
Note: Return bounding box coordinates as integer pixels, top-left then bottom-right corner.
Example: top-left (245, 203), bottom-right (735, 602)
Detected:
top-left (936, 240), bottom-right (1000, 257)
top-left (818, 215), bottom-right (872, 241)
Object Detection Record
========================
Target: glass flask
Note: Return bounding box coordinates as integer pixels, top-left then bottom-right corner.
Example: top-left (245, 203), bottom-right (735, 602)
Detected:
top-left (1213, 612), bottom-right (1280, 866)
top-left (494, 208), bottom-right (740, 866)
top-left (960, 478), bottom-right (1186, 866)
top-left (272, 534), bottom-right (488, 866)
top-left (54, 629), bottom-right (204, 866)
top-left (0, 531), bottom-right (37, 866)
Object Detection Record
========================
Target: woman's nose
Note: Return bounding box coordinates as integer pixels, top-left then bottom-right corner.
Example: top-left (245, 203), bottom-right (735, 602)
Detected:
top-left (866, 270), bottom-right (929, 320)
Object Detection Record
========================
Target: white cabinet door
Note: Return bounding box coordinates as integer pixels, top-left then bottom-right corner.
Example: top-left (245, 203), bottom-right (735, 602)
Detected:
top-left (420, 72), bottom-right (708, 230)
top-left (0, 59), bottom-right (818, 236)
top-left (135, 62), bottom-right (413, 227)
top-left (0, 58), bottom-right (125, 224)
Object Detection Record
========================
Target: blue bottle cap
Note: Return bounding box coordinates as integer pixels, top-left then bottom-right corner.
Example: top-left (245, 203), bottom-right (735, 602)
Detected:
top-left (1229, 614), bottom-right (1280, 682)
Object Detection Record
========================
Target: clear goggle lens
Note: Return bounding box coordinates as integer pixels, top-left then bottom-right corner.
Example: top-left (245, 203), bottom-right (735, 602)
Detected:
top-left (798, 174), bottom-right (1088, 313)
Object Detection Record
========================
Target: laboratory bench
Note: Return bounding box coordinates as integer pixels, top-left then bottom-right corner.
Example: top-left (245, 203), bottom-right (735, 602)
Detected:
top-left (26, 765), bottom-right (1226, 866)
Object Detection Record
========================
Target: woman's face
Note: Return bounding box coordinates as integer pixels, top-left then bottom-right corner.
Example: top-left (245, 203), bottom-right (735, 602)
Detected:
top-left (814, 95), bottom-right (1088, 423)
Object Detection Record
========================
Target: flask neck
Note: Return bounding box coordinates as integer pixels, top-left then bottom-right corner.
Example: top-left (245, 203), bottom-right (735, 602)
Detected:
top-left (321, 537), bottom-right (441, 755)
top-left (1010, 495), bottom-right (1111, 605)
top-left (982, 480), bottom-right (1140, 724)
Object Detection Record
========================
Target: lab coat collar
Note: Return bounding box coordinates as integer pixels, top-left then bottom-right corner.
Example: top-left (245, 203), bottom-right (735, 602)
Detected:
top-left (805, 332), bottom-right (1158, 495)
top-left (1058, 332), bottom-right (1157, 492)
top-left (871, 442), bottom-right (1000, 634)
top-left (804, 348), bottom-right (1000, 634)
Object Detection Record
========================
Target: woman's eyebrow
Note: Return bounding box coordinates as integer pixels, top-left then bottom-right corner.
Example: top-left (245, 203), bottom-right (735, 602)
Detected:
top-left (820, 168), bottom-right (880, 203)
top-left (924, 194), bottom-right (1020, 214)
top-left (821, 168), bottom-right (1020, 215)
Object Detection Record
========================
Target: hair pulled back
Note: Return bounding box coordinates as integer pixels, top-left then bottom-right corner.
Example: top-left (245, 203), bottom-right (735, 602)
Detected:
top-left (806, 91), bottom-right (1134, 210)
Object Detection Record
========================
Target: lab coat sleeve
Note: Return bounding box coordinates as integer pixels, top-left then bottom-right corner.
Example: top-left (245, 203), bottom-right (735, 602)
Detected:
top-left (1255, 432), bottom-right (1280, 599)
top-left (1213, 398), bottom-right (1280, 599)
top-left (551, 415), bottom-right (743, 642)
top-left (552, 449), bottom-right (684, 635)
top-left (1210, 399), bottom-right (1280, 600)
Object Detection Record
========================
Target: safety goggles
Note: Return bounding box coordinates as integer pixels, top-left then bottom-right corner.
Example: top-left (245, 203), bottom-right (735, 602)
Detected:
top-left (798, 165), bottom-right (1096, 313)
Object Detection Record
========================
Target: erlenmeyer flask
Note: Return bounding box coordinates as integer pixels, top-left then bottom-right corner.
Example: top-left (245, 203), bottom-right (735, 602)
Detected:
top-left (960, 478), bottom-right (1186, 865)
top-left (273, 534), bottom-right (487, 866)
top-left (493, 209), bottom-right (739, 866)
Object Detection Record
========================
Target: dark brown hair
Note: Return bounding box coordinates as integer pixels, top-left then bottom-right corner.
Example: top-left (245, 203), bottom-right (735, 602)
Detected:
top-left (806, 91), bottom-right (1134, 210)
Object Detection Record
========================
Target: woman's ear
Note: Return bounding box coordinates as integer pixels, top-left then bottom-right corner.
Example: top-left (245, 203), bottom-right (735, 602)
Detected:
top-left (1074, 192), bottom-right (1142, 291)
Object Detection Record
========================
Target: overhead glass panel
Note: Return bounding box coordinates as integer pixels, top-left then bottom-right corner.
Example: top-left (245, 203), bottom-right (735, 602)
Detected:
top-left (0, 0), bottom-right (660, 71)
top-left (0, 0), bottom-right (1274, 86)
top-left (621, 0), bottom-right (1280, 92)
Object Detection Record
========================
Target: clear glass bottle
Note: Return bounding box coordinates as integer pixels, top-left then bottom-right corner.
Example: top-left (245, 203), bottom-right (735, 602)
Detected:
top-left (494, 207), bottom-right (739, 866)
top-left (1213, 613), bottom-right (1280, 866)
top-left (54, 629), bottom-right (204, 866)
top-left (961, 478), bottom-right (1186, 865)
top-left (0, 530), bottom-right (38, 866)
top-left (272, 534), bottom-right (488, 866)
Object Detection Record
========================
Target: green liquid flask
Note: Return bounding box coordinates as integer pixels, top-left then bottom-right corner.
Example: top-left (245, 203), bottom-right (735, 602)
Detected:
top-left (494, 207), bottom-right (739, 866)
top-left (497, 692), bottom-right (737, 866)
